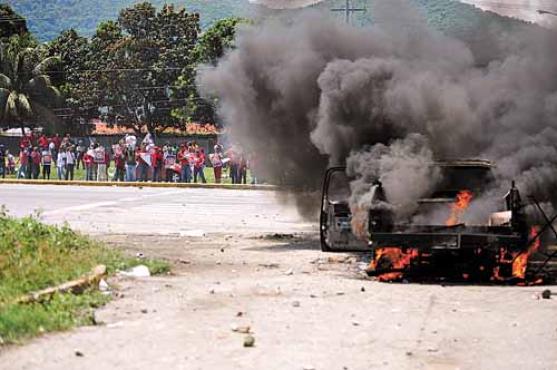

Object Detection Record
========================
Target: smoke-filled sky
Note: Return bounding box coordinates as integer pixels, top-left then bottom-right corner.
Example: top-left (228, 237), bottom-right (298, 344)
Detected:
top-left (248, 0), bottom-right (325, 9)
top-left (200, 0), bottom-right (557, 222)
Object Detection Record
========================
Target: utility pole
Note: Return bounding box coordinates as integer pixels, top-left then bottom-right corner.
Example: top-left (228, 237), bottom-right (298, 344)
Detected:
top-left (331, 0), bottom-right (366, 24)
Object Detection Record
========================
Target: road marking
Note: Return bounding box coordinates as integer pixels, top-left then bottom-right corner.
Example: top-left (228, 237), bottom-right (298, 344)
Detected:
top-left (42, 190), bottom-right (185, 216)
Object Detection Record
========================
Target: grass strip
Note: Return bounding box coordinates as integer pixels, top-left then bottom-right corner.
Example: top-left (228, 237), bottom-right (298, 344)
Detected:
top-left (0, 209), bottom-right (169, 344)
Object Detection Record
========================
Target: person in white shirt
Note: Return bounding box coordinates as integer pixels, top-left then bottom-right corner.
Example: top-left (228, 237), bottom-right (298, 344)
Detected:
top-left (56, 146), bottom-right (67, 180)
top-left (65, 146), bottom-right (76, 180)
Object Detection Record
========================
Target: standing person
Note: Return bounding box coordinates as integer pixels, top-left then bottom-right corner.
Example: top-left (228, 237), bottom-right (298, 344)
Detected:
top-left (6, 150), bottom-right (15, 175)
top-left (51, 134), bottom-right (61, 160)
top-left (125, 144), bottom-right (137, 182)
top-left (193, 148), bottom-right (207, 184)
top-left (152, 146), bottom-right (163, 182)
top-left (56, 145), bottom-right (67, 180)
top-left (83, 147), bottom-right (94, 181)
top-left (135, 144), bottom-right (149, 182)
top-left (113, 143), bottom-right (125, 182)
top-left (38, 134), bottom-right (49, 150)
top-left (76, 139), bottom-right (86, 169)
top-left (177, 144), bottom-right (191, 183)
top-left (16, 148), bottom-right (29, 179)
top-left (227, 147), bottom-right (238, 184)
top-left (41, 146), bottom-right (52, 179)
top-left (65, 146), bottom-right (76, 180)
top-left (210, 145), bottom-right (224, 184)
top-left (30, 147), bottom-right (41, 179)
top-left (238, 152), bottom-right (248, 185)
top-left (0, 145), bottom-right (5, 178)
top-left (95, 145), bottom-right (107, 182)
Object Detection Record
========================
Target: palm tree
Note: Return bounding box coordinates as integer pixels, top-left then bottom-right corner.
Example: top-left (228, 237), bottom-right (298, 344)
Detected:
top-left (0, 44), bottom-right (61, 135)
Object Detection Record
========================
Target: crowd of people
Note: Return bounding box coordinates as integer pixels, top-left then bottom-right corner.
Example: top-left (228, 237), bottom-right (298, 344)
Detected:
top-left (0, 132), bottom-right (255, 184)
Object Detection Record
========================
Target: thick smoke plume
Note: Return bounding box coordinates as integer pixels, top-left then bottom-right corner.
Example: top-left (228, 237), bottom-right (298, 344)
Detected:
top-left (199, 0), bottom-right (557, 222)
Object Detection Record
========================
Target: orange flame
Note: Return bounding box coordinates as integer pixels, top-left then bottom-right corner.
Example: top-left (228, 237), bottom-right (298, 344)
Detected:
top-left (446, 190), bottom-right (473, 226)
top-left (512, 226), bottom-right (541, 280)
top-left (370, 247), bottom-right (419, 281)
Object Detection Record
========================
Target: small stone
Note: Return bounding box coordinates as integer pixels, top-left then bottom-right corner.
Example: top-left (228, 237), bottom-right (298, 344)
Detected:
top-left (352, 321), bottom-right (360, 326)
top-left (310, 294), bottom-right (317, 298)
top-left (542, 289), bottom-right (552, 299)
top-left (75, 350), bottom-right (84, 357)
top-left (360, 286), bottom-right (365, 292)
top-left (292, 301), bottom-right (301, 308)
top-left (406, 352), bottom-right (413, 356)
top-left (236, 311), bottom-right (245, 317)
top-left (336, 291), bottom-right (345, 296)
top-left (284, 268), bottom-right (294, 276)
top-left (243, 335), bottom-right (255, 347)
top-left (140, 309), bottom-right (148, 314)
top-left (210, 289), bottom-right (215, 294)
top-left (220, 248), bottom-right (225, 253)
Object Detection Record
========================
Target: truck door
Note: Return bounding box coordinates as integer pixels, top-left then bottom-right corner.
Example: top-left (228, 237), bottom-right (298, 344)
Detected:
top-left (320, 167), bottom-right (369, 252)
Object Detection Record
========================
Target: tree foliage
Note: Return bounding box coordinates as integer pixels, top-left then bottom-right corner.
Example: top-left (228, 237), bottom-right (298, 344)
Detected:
top-left (0, 5), bottom-right (29, 41)
top-left (0, 42), bottom-right (61, 132)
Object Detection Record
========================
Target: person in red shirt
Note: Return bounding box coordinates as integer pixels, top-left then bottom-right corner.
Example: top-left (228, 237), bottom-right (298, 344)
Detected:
top-left (30, 147), bottom-right (41, 179)
top-left (19, 135), bottom-right (31, 150)
top-left (152, 147), bottom-right (163, 182)
top-left (193, 148), bottom-right (207, 183)
top-left (38, 134), bottom-right (49, 149)
top-left (16, 148), bottom-right (29, 179)
top-left (113, 144), bottom-right (125, 182)
top-left (177, 144), bottom-right (191, 183)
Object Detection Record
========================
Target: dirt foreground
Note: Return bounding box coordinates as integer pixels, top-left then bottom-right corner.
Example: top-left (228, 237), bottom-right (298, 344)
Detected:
top-left (0, 232), bottom-right (555, 370)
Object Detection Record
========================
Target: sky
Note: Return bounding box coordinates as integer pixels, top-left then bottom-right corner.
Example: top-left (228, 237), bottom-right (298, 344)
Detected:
top-left (249, 0), bottom-right (557, 27)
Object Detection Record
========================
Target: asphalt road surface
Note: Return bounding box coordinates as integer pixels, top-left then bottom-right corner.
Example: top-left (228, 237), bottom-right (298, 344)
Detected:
top-left (0, 184), bottom-right (315, 235)
top-left (1, 184), bottom-right (556, 370)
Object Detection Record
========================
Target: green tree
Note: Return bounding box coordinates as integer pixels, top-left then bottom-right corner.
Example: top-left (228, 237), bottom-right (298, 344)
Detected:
top-left (46, 29), bottom-right (93, 134)
top-left (172, 17), bottom-right (245, 124)
top-left (84, 2), bottom-right (200, 136)
top-left (0, 5), bottom-right (29, 41)
top-left (0, 42), bottom-right (61, 134)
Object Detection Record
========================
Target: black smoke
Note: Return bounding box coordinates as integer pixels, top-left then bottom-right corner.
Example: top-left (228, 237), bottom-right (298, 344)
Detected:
top-left (199, 0), bottom-right (557, 222)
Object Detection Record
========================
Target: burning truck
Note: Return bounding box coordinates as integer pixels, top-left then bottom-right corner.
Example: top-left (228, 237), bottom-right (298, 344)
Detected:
top-left (320, 160), bottom-right (557, 283)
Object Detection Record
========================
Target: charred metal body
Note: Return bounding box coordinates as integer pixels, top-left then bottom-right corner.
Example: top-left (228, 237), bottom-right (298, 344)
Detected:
top-left (320, 161), bottom-right (555, 282)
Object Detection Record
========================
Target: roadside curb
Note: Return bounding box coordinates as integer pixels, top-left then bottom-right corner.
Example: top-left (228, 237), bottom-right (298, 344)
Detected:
top-left (0, 179), bottom-right (281, 191)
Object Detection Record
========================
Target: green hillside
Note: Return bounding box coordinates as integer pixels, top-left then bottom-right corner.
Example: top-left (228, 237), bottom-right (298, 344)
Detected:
top-left (9, 0), bottom-right (530, 41)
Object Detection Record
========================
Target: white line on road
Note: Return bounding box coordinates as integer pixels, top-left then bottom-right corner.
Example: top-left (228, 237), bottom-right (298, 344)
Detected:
top-left (42, 190), bottom-right (185, 216)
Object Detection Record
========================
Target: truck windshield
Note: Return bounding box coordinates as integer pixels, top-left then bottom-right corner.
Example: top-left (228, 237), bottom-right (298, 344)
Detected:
top-left (327, 171), bottom-right (351, 203)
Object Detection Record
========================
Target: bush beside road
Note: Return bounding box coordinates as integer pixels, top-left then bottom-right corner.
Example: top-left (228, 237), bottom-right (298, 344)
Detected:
top-left (0, 211), bottom-right (169, 344)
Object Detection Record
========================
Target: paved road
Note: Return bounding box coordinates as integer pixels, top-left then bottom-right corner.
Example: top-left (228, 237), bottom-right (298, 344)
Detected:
top-left (2, 184), bottom-right (556, 370)
top-left (0, 184), bottom-right (315, 235)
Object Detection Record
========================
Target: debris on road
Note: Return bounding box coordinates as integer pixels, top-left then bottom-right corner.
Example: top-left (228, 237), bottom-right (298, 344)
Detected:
top-left (243, 335), bottom-right (256, 347)
top-left (284, 268), bottom-right (294, 276)
top-left (98, 279), bottom-right (110, 292)
top-left (136, 252), bottom-right (145, 259)
top-left (263, 233), bottom-right (295, 240)
top-left (231, 324), bottom-right (251, 334)
top-left (75, 350), bottom-right (84, 357)
top-left (17, 265), bottom-right (107, 304)
top-left (259, 263), bottom-right (280, 269)
top-left (118, 265), bottom-right (151, 278)
top-left (542, 289), bottom-right (552, 299)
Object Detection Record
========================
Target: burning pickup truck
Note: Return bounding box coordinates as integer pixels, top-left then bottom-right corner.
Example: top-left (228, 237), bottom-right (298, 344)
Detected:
top-left (320, 160), bottom-right (556, 283)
